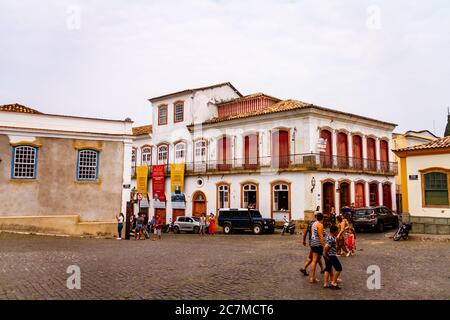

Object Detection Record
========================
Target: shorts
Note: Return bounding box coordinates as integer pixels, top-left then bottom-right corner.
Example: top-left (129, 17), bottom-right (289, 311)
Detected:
top-left (311, 246), bottom-right (323, 256)
top-left (324, 255), bottom-right (342, 273)
top-left (337, 238), bottom-right (345, 248)
top-left (136, 224), bottom-right (143, 230)
top-left (154, 229), bottom-right (161, 236)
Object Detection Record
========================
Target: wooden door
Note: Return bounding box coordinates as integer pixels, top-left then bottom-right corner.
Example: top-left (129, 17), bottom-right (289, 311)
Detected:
top-left (369, 183), bottom-right (379, 207)
top-left (172, 209), bottom-right (185, 222)
top-left (244, 134), bottom-right (259, 170)
top-left (380, 140), bottom-right (389, 172)
top-left (272, 130), bottom-right (289, 169)
top-left (382, 184), bottom-right (392, 209)
top-left (367, 137), bottom-right (376, 171)
top-left (155, 208), bottom-right (166, 223)
top-left (355, 183), bottom-right (365, 208)
top-left (218, 137), bottom-right (231, 171)
top-left (320, 130), bottom-right (333, 168)
top-left (339, 182), bottom-right (350, 209)
top-left (352, 135), bottom-right (363, 169)
top-left (337, 132), bottom-right (348, 168)
top-left (192, 192), bottom-right (206, 218)
top-left (322, 182), bottom-right (335, 223)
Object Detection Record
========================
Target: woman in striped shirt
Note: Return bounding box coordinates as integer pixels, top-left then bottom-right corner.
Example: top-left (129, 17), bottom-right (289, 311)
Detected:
top-left (309, 213), bottom-right (325, 284)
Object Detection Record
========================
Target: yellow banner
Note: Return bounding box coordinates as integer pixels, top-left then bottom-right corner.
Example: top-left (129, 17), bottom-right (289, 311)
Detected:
top-left (136, 166), bottom-right (148, 197)
top-left (170, 163), bottom-right (185, 192)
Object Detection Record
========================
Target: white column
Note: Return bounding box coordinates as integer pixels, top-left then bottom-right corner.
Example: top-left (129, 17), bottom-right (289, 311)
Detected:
top-left (362, 135), bottom-right (368, 170)
top-left (335, 182), bottom-right (340, 211)
top-left (375, 137), bottom-right (381, 171)
top-left (378, 182), bottom-right (383, 206)
top-left (364, 181), bottom-right (370, 207)
top-left (347, 133), bottom-right (353, 167)
top-left (350, 180), bottom-right (356, 204)
top-left (121, 139), bottom-right (133, 216)
top-left (332, 130), bottom-right (337, 156)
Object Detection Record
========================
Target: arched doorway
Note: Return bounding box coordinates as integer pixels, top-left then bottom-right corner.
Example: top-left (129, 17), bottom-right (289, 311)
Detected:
top-left (217, 136), bottom-right (232, 171)
top-left (380, 140), bottom-right (389, 173)
top-left (355, 181), bottom-right (366, 208)
top-left (322, 180), bottom-right (335, 224)
top-left (367, 137), bottom-right (377, 171)
top-left (339, 181), bottom-right (351, 211)
top-left (243, 133), bottom-right (259, 170)
top-left (369, 182), bottom-right (379, 207)
top-left (337, 132), bottom-right (349, 168)
top-left (382, 183), bottom-right (392, 209)
top-left (192, 191), bottom-right (207, 218)
top-left (352, 135), bottom-right (363, 169)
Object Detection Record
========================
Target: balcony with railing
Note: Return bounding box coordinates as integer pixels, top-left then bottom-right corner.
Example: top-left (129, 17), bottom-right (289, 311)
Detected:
top-left (132, 154), bottom-right (398, 177)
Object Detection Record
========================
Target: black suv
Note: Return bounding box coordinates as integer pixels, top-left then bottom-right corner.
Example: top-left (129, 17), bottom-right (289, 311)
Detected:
top-left (353, 206), bottom-right (399, 232)
top-left (218, 208), bottom-right (276, 235)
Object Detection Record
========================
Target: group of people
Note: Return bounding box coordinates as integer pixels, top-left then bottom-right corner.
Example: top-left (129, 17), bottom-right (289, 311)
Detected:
top-left (115, 211), bottom-right (217, 239)
top-left (299, 206), bottom-right (356, 290)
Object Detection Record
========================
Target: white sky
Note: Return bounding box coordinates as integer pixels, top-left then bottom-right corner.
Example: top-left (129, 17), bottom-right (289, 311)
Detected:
top-left (1, 0), bottom-right (449, 134)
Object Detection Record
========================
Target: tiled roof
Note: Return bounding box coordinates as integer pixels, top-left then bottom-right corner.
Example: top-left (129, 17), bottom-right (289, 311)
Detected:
top-left (148, 82), bottom-right (242, 102)
top-left (132, 125), bottom-right (152, 136)
top-left (0, 103), bottom-right (42, 114)
top-left (199, 99), bottom-right (397, 127)
top-left (216, 92), bottom-right (281, 106)
top-left (395, 135), bottom-right (450, 152)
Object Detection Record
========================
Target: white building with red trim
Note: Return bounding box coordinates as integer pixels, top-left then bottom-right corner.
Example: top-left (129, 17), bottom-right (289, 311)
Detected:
top-left (139, 82), bottom-right (397, 224)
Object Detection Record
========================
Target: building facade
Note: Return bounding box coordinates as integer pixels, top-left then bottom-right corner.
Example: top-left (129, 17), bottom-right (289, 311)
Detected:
top-left (394, 136), bottom-right (450, 234)
top-left (137, 83), bottom-right (398, 224)
top-left (0, 104), bottom-right (133, 236)
top-left (392, 130), bottom-right (438, 212)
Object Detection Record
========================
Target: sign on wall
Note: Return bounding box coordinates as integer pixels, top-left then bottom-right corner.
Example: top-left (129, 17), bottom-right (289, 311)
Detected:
top-left (152, 165), bottom-right (166, 203)
top-left (170, 163), bottom-right (186, 209)
top-left (317, 138), bottom-right (327, 153)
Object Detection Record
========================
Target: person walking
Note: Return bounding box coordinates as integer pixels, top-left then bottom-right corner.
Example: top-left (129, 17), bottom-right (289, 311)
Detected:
top-left (135, 213), bottom-right (145, 240)
top-left (199, 213), bottom-right (206, 236)
top-left (336, 215), bottom-right (349, 256)
top-left (300, 212), bottom-right (324, 276)
top-left (323, 224), bottom-right (343, 290)
top-left (152, 214), bottom-right (163, 241)
top-left (116, 213), bottom-right (124, 240)
top-left (330, 207), bottom-right (337, 226)
top-left (309, 213), bottom-right (325, 284)
top-left (208, 213), bottom-right (216, 236)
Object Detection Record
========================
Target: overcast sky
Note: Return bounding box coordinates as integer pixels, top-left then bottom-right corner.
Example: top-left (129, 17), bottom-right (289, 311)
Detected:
top-left (1, 0), bottom-right (449, 134)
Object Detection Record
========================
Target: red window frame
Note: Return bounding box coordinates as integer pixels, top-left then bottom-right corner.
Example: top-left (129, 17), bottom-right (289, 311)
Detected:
top-left (173, 101), bottom-right (184, 123)
top-left (158, 105), bottom-right (168, 126)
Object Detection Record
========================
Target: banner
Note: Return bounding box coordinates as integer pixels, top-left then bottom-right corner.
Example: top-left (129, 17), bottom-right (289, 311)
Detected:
top-left (170, 163), bottom-right (185, 192)
top-left (136, 166), bottom-right (148, 197)
top-left (152, 165), bottom-right (166, 203)
top-left (170, 163), bottom-right (186, 209)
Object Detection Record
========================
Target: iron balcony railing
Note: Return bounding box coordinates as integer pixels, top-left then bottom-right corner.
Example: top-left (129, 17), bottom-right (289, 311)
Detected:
top-left (132, 153), bottom-right (398, 177)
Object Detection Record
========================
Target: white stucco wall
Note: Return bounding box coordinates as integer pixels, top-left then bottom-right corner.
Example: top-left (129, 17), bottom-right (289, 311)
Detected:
top-left (406, 153), bottom-right (450, 218)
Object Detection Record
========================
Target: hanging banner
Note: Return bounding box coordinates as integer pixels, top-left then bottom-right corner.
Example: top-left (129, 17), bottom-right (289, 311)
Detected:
top-left (170, 163), bottom-right (186, 209)
top-left (152, 165), bottom-right (166, 204)
top-left (170, 163), bottom-right (185, 192)
top-left (136, 166), bottom-right (148, 197)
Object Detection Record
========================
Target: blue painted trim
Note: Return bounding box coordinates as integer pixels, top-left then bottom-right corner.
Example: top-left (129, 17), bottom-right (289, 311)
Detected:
top-left (76, 149), bottom-right (100, 182)
top-left (10, 145), bottom-right (38, 180)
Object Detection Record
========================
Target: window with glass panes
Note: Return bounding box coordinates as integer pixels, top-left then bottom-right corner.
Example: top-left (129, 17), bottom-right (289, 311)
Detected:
top-left (218, 185), bottom-right (229, 208)
top-left (424, 172), bottom-right (449, 206)
top-left (273, 184), bottom-right (289, 211)
top-left (174, 102), bottom-right (184, 123)
top-left (195, 140), bottom-right (207, 162)
top-left (77, 149), bottom-right (99, 181)
top-left (12, 146), bottom-right (38, 179)
top-left (243, 184), bottom-right (257, 208)
top-left (141, 147), bottom-right (152, 165)
top-left (158, 145), bottom-right (168, 164)
top-left (175, 143), bottom-right (185, 162)
top-left (158, 105), bottom-right (168, 125)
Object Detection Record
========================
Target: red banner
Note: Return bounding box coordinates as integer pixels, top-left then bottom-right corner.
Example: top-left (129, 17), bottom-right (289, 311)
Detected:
top-left (152, 165), bottom-right (166, 202)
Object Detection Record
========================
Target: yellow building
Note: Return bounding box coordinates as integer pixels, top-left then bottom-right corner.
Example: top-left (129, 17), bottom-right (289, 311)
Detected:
top-left (392, 130), bottom-right (438, 212)
top-left (393, 136), bottom-right (450, 234)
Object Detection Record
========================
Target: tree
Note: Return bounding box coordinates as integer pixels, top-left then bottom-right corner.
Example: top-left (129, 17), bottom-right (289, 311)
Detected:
top-left (445, 108), bottom-right (450, 137)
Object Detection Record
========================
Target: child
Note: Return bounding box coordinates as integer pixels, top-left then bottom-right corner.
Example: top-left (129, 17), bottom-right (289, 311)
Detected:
top-left (346, 228), bottom-right (356, 256)
top-left (323, 224), bottom-right (343, 290)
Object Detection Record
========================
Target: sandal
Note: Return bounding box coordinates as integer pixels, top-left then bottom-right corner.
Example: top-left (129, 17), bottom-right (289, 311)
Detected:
top-left (330, 284), bottom-right (342, 290)
top-left (299, 268), bottom-right (309, 276)
top-left (309, 278), bottom-right (319, 284)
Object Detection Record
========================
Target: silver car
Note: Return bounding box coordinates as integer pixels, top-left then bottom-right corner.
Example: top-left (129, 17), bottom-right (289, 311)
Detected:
top-left (173, 216), bottom-right (201, 234)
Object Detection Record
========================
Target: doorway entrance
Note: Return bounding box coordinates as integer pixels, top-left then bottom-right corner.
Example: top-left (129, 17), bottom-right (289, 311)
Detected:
top-left (339, 182), bottom-right (351, 211)
top-left (322, 181), bottom-right (335, 224)
top-left (192, 191), bottom-right (207, 218)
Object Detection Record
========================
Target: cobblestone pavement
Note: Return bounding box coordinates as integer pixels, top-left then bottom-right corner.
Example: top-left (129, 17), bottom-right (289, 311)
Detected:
top-left (0, 230), bottom-right (449, 300)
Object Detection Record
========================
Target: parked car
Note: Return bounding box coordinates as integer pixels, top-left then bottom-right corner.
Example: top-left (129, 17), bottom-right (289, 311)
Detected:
top-left (218, 208), bottom-right (276, 235)
top-left (353, 206), bottom-right (399, 232)
top-left (173, 216), bottom-right (201, 234)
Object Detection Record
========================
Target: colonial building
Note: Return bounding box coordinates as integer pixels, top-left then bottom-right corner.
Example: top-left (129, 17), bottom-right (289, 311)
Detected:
top-left (394, 135), bottom-right (450, 234)
top-left (392, 130), bottom-right (438, 212)
top-left (0, 104), bottom-right (133, 236)
top-left (139, 82), bottom-right (398, 224)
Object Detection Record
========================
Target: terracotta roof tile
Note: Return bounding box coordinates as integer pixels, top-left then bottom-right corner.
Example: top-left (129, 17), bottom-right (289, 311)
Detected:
top-left (132, 125), bottom-right (152, 136)
top-left (395, 136), bottom-right (450, 152)
top-left (0, 103), bottom-right (42, 114)
top-left (216, 92), bottom-right (281, 106)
